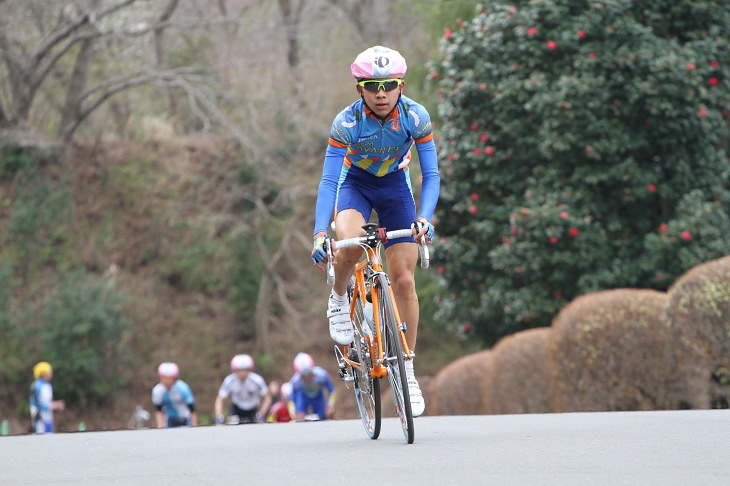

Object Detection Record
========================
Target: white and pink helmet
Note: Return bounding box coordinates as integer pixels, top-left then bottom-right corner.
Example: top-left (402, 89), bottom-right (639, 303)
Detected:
top-left (230, 353), bottom-right (254, 371)
top-left (157, 362), bottom-right (179, 378)
top-left (293, 352), bottom-right (315, 375)
top-left (280, 382), bottom-right (293, 401)
top-left (351, 46), bottom-right (407, 80)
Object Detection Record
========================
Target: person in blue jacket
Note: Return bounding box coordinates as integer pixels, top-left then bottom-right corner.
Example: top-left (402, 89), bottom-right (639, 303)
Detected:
top-left (151, 362), bottom-right (197, 428)
top-left (29, 361), bottom-right (65, 434)
top-left (310, 46), bottom-right (440, 417)
top-left (289, 352), bottom-right (336, 421)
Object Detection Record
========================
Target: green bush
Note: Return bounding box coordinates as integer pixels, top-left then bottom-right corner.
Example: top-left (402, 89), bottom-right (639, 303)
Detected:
top-left (0, 147), bottom-right (36, 179)
top-left (40, 272), bottom-right (131, 407)
top-left (227, 236), bottom-right (263, 339)
top-left (429, 0), bottom-right (730, 344)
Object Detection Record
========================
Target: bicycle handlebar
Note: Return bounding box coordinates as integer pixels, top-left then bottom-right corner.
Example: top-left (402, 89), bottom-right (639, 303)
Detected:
top-left (324, 227), bottom-right (430, 285)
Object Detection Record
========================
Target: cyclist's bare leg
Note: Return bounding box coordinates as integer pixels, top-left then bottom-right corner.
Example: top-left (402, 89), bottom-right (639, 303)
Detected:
top-left (384, 242), bottom-right (419, 351)
top-left (332, 209), bottom-right (367, 296)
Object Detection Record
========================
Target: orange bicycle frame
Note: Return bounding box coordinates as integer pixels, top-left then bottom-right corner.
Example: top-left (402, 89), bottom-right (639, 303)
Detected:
top-left (343, 245), bottom-right (413, 379)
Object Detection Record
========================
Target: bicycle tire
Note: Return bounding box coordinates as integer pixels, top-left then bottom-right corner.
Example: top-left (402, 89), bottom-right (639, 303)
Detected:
top-left (376, 273), bottom-right (415, 444)
top-left (350, 289), bottom-right (381, 439)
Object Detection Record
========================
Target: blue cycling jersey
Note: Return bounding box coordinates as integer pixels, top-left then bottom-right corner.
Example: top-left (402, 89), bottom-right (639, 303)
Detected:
top-left (313, 95), bottom-right (440, 236)
top-left (290, 366), bottom-right (335, 418)
top-left (151, 380), bottom-right (195, 426)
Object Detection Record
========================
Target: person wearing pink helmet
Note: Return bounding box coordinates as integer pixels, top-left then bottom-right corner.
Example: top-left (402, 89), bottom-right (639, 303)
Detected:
top-left (214, 354), bottom-right (271, 424)
top-left (289, 352), bottom-right (336, 421)
top-left (266, 381), bottom-right (294, 423)
top-left (310, 46), bottom-right (439, 417)
top-left (151, 362), bottom-right (198, 428)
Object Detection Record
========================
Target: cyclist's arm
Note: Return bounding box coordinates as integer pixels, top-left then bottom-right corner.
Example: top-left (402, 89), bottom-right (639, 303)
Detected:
top-left (214, 393), bottom-right (226, 423)
top-left (414, 138), bottom-right (440, 222)
top-left (258, 393), bottom-right (272, 422)
top-left (313, 143), bottom-right (347, 236)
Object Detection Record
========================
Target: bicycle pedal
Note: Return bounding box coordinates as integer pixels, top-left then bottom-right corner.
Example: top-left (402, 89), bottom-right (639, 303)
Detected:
top-left (338, 368), bottom-right (355, 382)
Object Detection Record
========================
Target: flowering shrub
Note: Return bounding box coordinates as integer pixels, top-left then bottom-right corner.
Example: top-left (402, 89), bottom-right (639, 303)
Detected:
top-left (429, 0), bottom-right (730, 345)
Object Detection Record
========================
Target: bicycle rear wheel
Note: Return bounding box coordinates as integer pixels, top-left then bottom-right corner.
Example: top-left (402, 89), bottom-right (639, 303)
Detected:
top-left (350, 291), bottom-right (381, 439)
top-left (376, 273), bottom-right (414, 444)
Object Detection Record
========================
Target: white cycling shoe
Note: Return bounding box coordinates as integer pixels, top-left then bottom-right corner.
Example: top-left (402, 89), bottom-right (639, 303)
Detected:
top-left (327, 294), bottom-right (354, 345)
top-left (408, 377), bottom-right (426, 417)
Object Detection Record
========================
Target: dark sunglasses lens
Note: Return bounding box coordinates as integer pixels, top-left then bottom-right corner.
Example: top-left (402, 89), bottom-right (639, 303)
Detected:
top-left (362, 80), bottom-right (400, 92)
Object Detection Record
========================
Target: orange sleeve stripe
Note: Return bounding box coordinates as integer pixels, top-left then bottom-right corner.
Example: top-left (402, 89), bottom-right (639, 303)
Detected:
top-left (415, 133), bottom-right (434, 143)
top-left (329, 138), bottom-right (348, 148)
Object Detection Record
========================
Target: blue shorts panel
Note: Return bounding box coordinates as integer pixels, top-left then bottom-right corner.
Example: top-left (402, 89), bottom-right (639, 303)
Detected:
top-left (337, 167), bottom-right (416, 247)
top-left (294, 395), bottom-right (327, 418)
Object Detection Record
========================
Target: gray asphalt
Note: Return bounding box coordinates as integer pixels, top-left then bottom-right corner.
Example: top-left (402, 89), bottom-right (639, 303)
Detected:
top-left (1, 410), bottom-right (727, 485)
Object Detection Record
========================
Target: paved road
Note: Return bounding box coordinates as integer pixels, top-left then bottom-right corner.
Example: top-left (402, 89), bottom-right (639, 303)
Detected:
top-left (1, 409), bottom-right (727, 485)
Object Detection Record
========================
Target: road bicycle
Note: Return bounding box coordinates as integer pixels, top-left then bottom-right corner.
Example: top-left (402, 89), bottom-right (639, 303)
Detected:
top-left (324, 223), bottom-right (429, 444)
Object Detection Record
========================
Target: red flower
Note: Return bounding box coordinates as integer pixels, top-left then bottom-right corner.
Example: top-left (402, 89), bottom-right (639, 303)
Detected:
top-left (554, 291), bottom-right (563, 299)
top-left (469, 206), bottom-right (478, 215)
top-left (443, 27), bottom-right (452, 39)
top-left (546, 40), bottom-right (558, 50)
top-left (708, 77), bottom-right (719, 86)
top-left (510, 228), bottom-right (519, 236)
top-left (687, 63), bottom-right (697, 70)
top-left (437, 266), bottom-right (445, 274)
top-left (568, 227), bottom-right (580, 237)
top-left (470, 192), bottom-right (479, 201)
top-left (448, 153), bottom-right (456, 161)
top-left (480, 133), bottom-right (489, 143)
top-left (659, 223), bottom-right (668, 233)
top-left (462, 323), bottom-right (473, 332)
top-left (699, 108), bottom-right (708, 117)
top-left (681, 231), bottom-right (692, 241)
top-left (549, 236), bottom-right (558, 244)
top-left (472, 148), bottom-right (483, 155)
top-left (710, 61), bottom-right (719, 68)
top-left (588, 52), bottom-right (597, 58)
top-left (577, 30), bottom-right (587, 39)
top-left (648, 184), bottom-right (657, 193)
top-left (527, 27), bottom-right (537, 36)
top-left (560, 211), bottom-right (569, 219)
top-left (470, 122), bottom-right (478, 131)
top-left (485, 146), bottom-right (496, 156)
top-left (561, 102), bottom-right (570, 110)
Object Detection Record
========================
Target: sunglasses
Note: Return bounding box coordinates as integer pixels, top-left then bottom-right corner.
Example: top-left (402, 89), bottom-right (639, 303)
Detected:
top-left (358, 78), bottom-right (404, 93)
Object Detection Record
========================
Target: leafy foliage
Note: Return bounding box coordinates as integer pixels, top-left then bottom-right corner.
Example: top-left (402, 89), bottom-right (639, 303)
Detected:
top-left (40, 272), bottom-right (131, 407)
top-left (429, 0), bottom-right (730, 344)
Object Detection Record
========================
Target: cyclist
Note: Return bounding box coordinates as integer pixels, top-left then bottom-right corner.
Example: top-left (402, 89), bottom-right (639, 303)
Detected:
top-left (29, 361), bottom-right (65, 434)
top-left (151, 362), bottom-right (198, 428)
top-left (214, 354), bottom-right (271, 425)
top-left (266, 381), bottom-right (294, 423)
top-left (310, 46), bottom-right (440, 417)
top-left (289, 352), bottom-right (336, 421)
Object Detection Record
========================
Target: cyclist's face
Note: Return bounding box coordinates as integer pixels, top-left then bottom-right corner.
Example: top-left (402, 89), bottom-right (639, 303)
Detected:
top-left (160, 376), bottom-right (175, 388)
top-left (235, 369), bottom-right (250, 380)
top-left (357, 77), bottom-right (404, 119)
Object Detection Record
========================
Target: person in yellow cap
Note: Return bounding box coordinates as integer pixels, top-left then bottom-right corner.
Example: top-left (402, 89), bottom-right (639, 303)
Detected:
top-left (29, 362), bottom-right (65, 434)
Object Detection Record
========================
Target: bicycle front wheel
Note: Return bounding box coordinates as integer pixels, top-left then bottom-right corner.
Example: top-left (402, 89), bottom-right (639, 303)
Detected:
top-left (376, 273), bottom-right (414, 444)
top-left (351, 292), bottom-right (381, 439)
